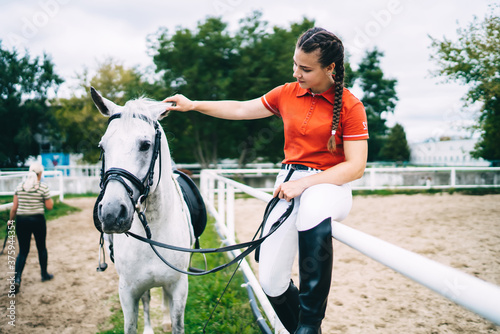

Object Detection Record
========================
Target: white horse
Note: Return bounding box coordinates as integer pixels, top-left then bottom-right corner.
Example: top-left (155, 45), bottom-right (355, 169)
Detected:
top-left (91, 87), bottom-right (193, 334)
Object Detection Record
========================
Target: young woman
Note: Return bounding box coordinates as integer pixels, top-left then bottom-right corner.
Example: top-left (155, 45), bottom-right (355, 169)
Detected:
top-left (164, 27), bottom-right (368, 333)
top-left (9, 162), bottom-right (54, 294)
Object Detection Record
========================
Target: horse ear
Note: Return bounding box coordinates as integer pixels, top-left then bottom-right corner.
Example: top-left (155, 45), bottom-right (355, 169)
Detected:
top-left (151, 102), bottom-right (175, 121)
top-left (90, 86), bottom-right (122, 116)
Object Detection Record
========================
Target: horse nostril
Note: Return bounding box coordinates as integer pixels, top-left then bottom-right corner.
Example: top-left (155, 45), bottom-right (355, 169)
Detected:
top-left (118, 204), bottom-right (128, 221)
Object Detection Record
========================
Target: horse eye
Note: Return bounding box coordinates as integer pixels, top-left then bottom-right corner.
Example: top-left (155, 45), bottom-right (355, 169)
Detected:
top-left (139, 141), bottom-right (151, 152)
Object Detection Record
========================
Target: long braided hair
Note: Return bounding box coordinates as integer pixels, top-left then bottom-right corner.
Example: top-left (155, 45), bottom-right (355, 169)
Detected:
top-left (296, 27), bottom-right (344, 153)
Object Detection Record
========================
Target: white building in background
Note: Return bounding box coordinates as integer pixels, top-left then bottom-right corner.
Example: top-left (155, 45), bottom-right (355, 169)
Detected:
top-left (410, 138), bottom-right (490, 166)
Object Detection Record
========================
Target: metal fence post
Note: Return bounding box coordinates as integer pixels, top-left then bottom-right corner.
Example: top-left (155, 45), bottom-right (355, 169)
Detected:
top-left (226, 185), bottom-right (235, 241)
top-left (370, 168), bottom-right (376, 190)
top-left (451, 167), bottom-right (456, 188)
top-left (58, 171), bottom-right (64, 202)
top-left (217, 179), bottom-right (226, 227)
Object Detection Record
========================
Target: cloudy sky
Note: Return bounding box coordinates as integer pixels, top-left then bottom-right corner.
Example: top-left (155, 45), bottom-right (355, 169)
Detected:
top-left (0, 0), bottom-right (496, 143)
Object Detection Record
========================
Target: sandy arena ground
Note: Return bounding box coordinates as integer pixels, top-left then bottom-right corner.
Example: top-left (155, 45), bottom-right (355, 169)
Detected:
top-left (0, 193), bottom-right (499, 333)
top-left (235, 193), bottom-right (500, 334)
top-left (0, 198), bottom-right (118, 334)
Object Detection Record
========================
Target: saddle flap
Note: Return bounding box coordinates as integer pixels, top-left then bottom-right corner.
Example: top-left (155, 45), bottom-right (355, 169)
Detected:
top-left (173, 170), bottom-right (207, 239)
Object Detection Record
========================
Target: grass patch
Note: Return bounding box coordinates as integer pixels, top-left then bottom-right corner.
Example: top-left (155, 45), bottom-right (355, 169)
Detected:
top-left (184, 220), bottom-right (260, 333)
top-left (97, 295), bottom-right (125, 334)
top-left (97, 217), bottom-right (262, 334)
top-left (0, 197), bottom-right (80, 239)
top-left (455, 187), bottom-right (500, 195)
top-left (0, 196), bottom-right (12, 205)
top-left (46, 198), bottom-right (82, 220)
top-left (63, 192), bottom-right (99, 199)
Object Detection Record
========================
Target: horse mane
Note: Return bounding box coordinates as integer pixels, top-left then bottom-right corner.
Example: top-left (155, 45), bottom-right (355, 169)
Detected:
top-left (119, 97), bottom-right (165, 127)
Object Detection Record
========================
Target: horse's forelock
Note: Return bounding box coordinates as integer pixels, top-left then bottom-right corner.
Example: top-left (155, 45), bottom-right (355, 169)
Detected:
top-left (120, 98), bottom-right (162, 127)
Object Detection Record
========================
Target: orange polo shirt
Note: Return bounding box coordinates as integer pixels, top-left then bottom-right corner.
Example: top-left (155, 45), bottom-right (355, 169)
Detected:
top-left (261, 82), bottom-right (368, 170)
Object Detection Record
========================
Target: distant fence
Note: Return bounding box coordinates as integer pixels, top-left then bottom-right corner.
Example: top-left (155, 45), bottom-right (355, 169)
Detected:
top-left (0, 166), bottom-right (499, 207)
top-left (198, 166), bottom-right (500, 192)
top-left (352, 166), bottom-right (500, 190)
top-left (200, 169), bottom-right (500, 332)
top-left (0, 171), bottom-right (64, 211)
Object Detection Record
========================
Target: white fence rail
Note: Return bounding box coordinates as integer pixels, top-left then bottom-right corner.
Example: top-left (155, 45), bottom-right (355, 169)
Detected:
top-left (200, 169), bottom-right (500, 332)
top-left (0, 171), bottom-right (64, 211)
top-left (198, 166), bottom-right (500, 192)
top-left (353, 166), bottom-right (500, 190)
top-left (2, 166), bottom-right (499, 196)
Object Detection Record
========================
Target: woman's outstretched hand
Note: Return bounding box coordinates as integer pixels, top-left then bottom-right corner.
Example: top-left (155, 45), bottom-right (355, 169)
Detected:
top-left (163, 94), bottom-right (195, 112)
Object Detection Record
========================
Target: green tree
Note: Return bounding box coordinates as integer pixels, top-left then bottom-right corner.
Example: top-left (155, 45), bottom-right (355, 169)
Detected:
top-left (150, 17), bottom-right (238, 167)
top-left (354, 48), bottom-right (398, 162)
top-left (0, 42), bottom-right (63, 167)
top-left (226, 12), bottom-right (314, 165)
top-left (379, 123), bottom-right (410, 162)
top-left (150, 12), bottom-right (315, 167)
top-left (429, 4), bottom-right (500, 164)
top-left (53, 58), bottom-right (154, 163)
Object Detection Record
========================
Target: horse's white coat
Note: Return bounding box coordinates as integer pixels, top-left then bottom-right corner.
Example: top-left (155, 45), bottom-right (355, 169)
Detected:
top-left (93, 89), bottom-right (192, 334)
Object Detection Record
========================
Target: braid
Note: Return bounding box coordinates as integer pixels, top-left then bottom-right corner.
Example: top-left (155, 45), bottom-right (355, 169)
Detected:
top-left (298, 27), bottom-right (345, 153)
top-left (328, 58), bottom-right (344, 152)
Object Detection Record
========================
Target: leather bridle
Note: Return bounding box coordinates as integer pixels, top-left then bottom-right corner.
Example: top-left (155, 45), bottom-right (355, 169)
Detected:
top-left (94, 113), bottom-right (162, 239)
top-left (93, 112), bottom-right (296, 276)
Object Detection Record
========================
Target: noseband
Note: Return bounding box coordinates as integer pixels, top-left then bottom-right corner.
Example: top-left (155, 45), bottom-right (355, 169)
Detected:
top-left (93, 113), bottom-right (162, 236)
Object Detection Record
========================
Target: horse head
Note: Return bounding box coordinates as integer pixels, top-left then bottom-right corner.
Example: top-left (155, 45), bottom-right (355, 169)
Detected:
top-left (91, 87), bottom-right (173, 234)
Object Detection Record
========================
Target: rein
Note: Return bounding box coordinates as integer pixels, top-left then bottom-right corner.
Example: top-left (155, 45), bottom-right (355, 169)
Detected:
top-left (127, 197), bottom-right (294, 275)
top-left (94, 112), bottom-right (295, 276)
top-left (125, 167), bottom-right (295, 276)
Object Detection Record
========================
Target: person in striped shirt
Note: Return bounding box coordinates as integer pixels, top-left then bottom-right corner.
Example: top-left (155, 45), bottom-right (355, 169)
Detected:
top-left (9, 162), bottom-right (54, 294)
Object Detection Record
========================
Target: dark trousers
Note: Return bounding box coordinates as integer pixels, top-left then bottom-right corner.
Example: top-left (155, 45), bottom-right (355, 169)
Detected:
top-left (15, 214), bottom-right (49, 279)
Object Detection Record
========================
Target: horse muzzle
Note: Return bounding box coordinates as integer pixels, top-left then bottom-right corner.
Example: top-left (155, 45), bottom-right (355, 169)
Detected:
top-left (97, 196), bottom-right (134, 234)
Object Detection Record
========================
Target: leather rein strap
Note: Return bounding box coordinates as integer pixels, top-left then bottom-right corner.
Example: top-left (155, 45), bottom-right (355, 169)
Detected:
top-left (96, 112), bottom-right (295, 276)
top-left (125, 167), bottom-right (296, 276)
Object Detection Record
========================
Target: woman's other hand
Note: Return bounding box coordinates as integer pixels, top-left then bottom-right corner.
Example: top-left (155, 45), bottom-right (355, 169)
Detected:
top-left (273, 179), bottom-right (308, 202)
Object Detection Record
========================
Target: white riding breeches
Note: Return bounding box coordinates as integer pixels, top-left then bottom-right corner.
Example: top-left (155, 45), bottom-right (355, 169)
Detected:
top-left (258, 168), bottom-right (352, 297)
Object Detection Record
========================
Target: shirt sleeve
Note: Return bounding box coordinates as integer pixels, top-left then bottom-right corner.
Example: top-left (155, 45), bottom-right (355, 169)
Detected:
top-left (40, 184), bottom-right (51, 200)
top-left (342, 101), bottom-right (369, 141)
top-left (14, 184), bottom-right (22, 196)
top-left (261, 85), bottom-right (284, 116)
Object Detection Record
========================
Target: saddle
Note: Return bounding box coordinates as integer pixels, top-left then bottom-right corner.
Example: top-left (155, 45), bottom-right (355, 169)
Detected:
top-left (173, 169), bottom-right (207, 248)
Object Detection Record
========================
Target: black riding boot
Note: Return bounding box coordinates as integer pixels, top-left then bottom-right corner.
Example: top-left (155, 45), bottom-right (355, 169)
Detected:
top-left (14, 254), bottom-right (27, 293)
top-left (39, 248), bottom-right (53, 282)
top-left (266, 280), bottom-right (300, 333)
top-left (296, 218), bottom-right (333, 334)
